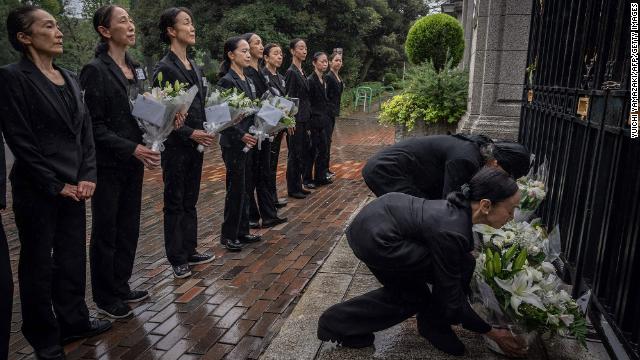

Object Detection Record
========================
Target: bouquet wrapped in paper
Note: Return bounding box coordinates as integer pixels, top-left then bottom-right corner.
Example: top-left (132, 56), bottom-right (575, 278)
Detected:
top-left (243, 94), bottom-right (298, 153)
top-left (199, 88), bottom-right (259, 152)
top-left (131, 72), bottom-right (198, 152)
top-left (472, 221), bottom-right (586, 354)
top-left (514, 161), bottom-right (548, 222)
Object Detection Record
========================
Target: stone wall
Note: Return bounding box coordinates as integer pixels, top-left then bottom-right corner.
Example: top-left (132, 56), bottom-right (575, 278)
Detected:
top-left (456, 0), bottom-right (532, 140)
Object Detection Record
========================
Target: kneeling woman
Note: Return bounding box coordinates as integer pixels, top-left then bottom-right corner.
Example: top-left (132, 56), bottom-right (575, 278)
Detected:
top-left (318, 167), bottom-right (526, 357)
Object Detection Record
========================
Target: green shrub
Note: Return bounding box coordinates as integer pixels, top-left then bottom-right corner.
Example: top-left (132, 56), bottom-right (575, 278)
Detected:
top-left (379, 59), bottom-right (468, 129)
top-left (405, 13), bottom-right (464, 69)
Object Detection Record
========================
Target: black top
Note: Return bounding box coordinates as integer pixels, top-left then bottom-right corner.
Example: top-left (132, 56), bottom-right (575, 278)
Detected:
top-left (362, 135), bottom-right (485, 199)
top-left (55, 83), bottom-right (77, 118)
top-left (307, 71), bottom-right (331, 129)
top-left (0, 58), bottom-right (97, 196)
top-left (244, 66), bottom-right (268, 99)
top-left (347, 192), bottom-right (491, 333)
top-left (217, 69), bottom-right (257, 149)
top-left (260, 66), bottom-right (286, 97)
top-left (325, 71), bottom-right (344, 118)
top-left (0, 120), bottom-right (6, 209)
top-left (152, 51), bottom-right (206, 149)
top-left (80, 52), bottom-right (145, 168)
top-left (284, 64), bottom-right (310, 123)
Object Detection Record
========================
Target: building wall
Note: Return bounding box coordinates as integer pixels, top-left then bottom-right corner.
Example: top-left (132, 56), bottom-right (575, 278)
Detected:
top-left (456, 0), bottom-right (532, 140)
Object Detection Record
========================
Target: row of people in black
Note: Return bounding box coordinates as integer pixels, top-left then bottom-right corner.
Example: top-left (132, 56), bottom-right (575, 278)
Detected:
top-left (0, 4), bottom-right (342, 360)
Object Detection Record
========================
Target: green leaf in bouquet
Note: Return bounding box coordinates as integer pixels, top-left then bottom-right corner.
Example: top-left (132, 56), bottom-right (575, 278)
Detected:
top-left (157, 71), bottom-right (164, 85)
top-left (513, 249), bottom-right (528, 272)
top-left (492, 254), bottom-right (502, 278)
top-left (485, 248), bottom-right (495, 278)
top-left (503, 244), bottom-right (519, 264)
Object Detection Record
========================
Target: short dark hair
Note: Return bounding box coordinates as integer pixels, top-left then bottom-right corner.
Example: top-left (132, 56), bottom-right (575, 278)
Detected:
top-left (493, 142), bottom-right (531, 179)
top-left (289, 38), bottom-right (305, 50)
top-left (158, 7), bottom-right (193, 44)
top-left (312, 51), bottom-right (327, 62)
top-left (6, 5), bottom-right (41, 53)
top-left (447, 166), bottom-right (518, 205)
top-left (218, 36), bottom-right (247, 78)
top-left (263, 43), bottom-right (282, 58)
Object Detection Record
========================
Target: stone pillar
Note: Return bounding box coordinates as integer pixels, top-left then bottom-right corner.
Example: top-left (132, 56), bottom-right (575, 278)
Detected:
top-left (457, 0), bottom-right (532, 140)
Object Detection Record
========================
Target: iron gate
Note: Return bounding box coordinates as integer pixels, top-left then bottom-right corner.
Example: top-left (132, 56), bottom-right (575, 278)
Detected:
top-left (519, 0), bottom-right (635, 358)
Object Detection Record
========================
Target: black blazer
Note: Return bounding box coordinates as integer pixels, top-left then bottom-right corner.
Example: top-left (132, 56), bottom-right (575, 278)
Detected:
top-left (217, 69), bottom-right (257, 149)
top-left (244, 66), bottom-right (268, 99)
top-left (362, 135), bottom-right (484, 199)
top-left (0, 125), bottom-right (6, 209)
top-left (284, 64), bottom-right (310, 124)
top-left (346, 192), bottom-right (490, 333)
top-left (152, 51), bottom-right (206, 149)
top-left (80, 52), bottom-right (144, 168)
top-left (325, 71), bottom-right (344, 118)
top-left (260, 66), bottom-right (286, 97)
top-left (0, 58), bottom-right (97, 197)
top-left (307, 72), bottom-right (331, 129)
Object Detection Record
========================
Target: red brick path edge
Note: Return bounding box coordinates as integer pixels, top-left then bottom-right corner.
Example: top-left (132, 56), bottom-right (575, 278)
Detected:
top-left (3, 118), bottom-right (394, 360)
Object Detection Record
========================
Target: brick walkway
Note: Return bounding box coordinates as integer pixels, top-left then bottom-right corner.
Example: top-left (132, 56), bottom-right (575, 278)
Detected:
top-left (4, 116), bottom-right (394, 360)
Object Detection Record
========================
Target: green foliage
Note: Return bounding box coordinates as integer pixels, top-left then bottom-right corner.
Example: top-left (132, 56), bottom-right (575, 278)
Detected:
top-left (405, 13), bottom-right (464, 69)
top-left (379, 92), bottom-right (429, 131)
top-left (0, 0), bottom-right (21, 66)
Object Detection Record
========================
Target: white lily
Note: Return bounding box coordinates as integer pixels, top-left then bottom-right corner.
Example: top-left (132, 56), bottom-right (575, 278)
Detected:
top-left (540, 261), bottom-right (555, 274)
top-left (524, 266), bottom-right (544, 282)
top-left (494, 271), bottom-right (547, 316)
top-left (473, 224), bottom-right (506, 237)
top-left (547, 313), bottom-right (560, 326)
top-left (559, 314), bottom-right (574, 326)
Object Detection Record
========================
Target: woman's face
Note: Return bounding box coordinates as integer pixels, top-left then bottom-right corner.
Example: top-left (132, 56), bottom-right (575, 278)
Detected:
top-left (314, 54), bottom-right (328, 72)
top-left (265, 46), bottom-right (283, 68)
top-left (19, 9), bottom-right (64, 57)
top-left (169, 11), bottom-right (195, 46)
top-left (330, 54), bottom-right (343, 72)
top-left (102, 7), bottom-right (135, 47)
top-left (291, 40), bottom-right (307, 61)
top-left (248, 34), bottom-right (264, 59)
top-left (229, 40), bottom-right (251, 68)
top-left (481, 192), bottom-right (521, 229)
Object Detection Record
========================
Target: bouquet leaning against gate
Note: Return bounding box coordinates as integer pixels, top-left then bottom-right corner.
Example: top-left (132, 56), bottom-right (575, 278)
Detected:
top-left (131, 72), bottom-right (198, 152)
top-left (198, 87), bottom-right (259, 152)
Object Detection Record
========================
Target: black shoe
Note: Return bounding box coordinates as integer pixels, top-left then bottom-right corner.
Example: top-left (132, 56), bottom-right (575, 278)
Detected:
top-left (315, 178), bottom-right (333, 186)
top-left (249, 220), bottom-right (261, 229)
top-left (317, 324), bottom-right (374, 348)
top-left (187, 252), bottom-right (215, 265)
top-left (417, 311), bottom-right (465, 356)
top-left (221, 238), bottom-right (244, 252)
top-left (61, 318), bottom-right (112, 345)
top-left (239, 234), bottom-right (262, 243)
top-left (275, 202), bottom-right (287, 209)
top-left (328, 170), bottom-right (336, 176)
top-left (35, 345), bottom-right (66, 360)
top-left (97, 301), bottom-right (133, 319)
top-left (304, 182), bottom-right (317, 189)
top-left (123, 290), bottom-right (149, 303)
top-left (262, 217), bottom-right (288, 228)
top-left (288, 192), bottom-right (307, 199)
top-left (172, 264), bottom-right (192, 279)
top-left (300, 188), bottom-right (312, 195)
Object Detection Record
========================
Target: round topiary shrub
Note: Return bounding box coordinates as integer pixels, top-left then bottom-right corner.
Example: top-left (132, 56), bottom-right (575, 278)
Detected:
top-left (405, 13), bottom-right (464, 69)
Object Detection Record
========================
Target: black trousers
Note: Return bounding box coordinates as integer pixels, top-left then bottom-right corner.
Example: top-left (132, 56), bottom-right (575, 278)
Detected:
top-left (304, 127), bottom-right (329, 184)
top-left (221, 146), bottom-right (251, 240)
top-left (318, 266), bottom-right (434, 338)
top-left (268, 130), bottom-right (287, 203)
top-left (162, 146), bottom-right (203, 266)
top-left (286, 122), bottom-right (311, 193)
top-left (90, 164), bottom-right (143, 307)
top-left (325, 116), bottom-right (336, 171)
top-left (248, 142), bottom-right (277, 222)
top-left (0, 215), bottom-right (12, 359)
top-left (11, 176), bottom-right (90, 350)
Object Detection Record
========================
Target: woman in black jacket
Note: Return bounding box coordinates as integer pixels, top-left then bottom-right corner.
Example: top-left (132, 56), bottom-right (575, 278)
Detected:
top-left (0, 6), bottom-right (111, 358)
top-left (217, 36), bottom-right (260, 252)
top-left (261, 43), bottom-right (288, 209)
top-left (241, 33), bottom-right (286, 229)
top-left (80, 4), bottom-right (159, 319)
top-left (285, 38), bottom-right (312, 199)
top-left (362, 134), bottom-right (531, 199)
top-left (153, 7), bottom-right (215, 279)
top-left (318, 167), bottom-right (526, 357)
top-left (305, 52), bottom-right (332, 187)
top-left (325, 50), bottom-right (344, 177)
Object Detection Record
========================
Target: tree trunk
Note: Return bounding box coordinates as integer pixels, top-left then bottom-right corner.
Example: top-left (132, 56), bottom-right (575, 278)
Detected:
top-left (358, 56), bottom-right (375, 83)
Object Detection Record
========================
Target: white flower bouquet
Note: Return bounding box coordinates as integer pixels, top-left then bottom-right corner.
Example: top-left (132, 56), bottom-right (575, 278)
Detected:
top-left (199, 87), bottom-right (259, 152)
top-left (472, 221), bottom-right (587, 354)
top-left (131, 72), bottom-right (199, 152)
top-left (514, 161), bottom-right (548, 222)
top-left (242, 94), bottom-right (299, 153)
